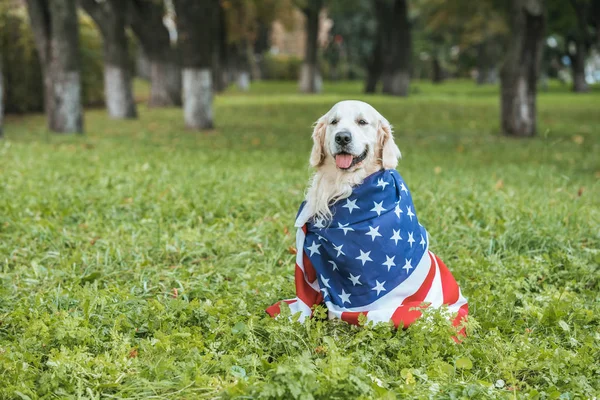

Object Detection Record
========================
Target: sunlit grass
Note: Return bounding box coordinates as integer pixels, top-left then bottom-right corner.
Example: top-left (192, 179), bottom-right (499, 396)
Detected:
top-left (0, 80), bottom-right (598, 398)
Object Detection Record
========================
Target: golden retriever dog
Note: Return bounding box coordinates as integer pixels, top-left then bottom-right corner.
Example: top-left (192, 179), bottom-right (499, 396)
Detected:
top-left (267, 100), bottom-right (468, 333)
top-left (296, 100), bottom-right (401, 227)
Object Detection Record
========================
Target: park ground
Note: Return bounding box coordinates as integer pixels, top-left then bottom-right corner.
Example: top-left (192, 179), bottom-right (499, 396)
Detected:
top-left (0, 81), bottom-right (599, 398)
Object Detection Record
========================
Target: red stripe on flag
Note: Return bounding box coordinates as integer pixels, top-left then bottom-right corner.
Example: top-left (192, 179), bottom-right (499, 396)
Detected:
top-left (402, 253), bottom-right (436, 305)
top-left (341, 311), bottom-right (368, 325)
top-left (265, 299), bottom-right (298, 317)
top-left (452, 303), bottom-right (469, 342)
top-left (391, 303), bottom-right (427, 328)
top-left (435, 255), bottom-right (460, 305)
top-left (294, 264), bottom-right (320, 307)
top-left (303, 252), bottom-right (318, 283)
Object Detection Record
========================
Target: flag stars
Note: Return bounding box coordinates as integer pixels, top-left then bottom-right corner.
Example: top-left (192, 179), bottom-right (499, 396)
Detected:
top-left (337, 222), bottom-right (354, 235)
top-left (333, 243), bottom-right (345, 257)
top-left (400, 182), bottom-right (408, 193)
top-left (343, 198), bottom-right (360, 214)
top-left (406, 206), bottom-right (415, 221)
top-left (328, 260), bottom-right (339, 271)
top-left (348, 273), bottom-right (363, 286)
top-left (313, 218), bottom-right (325, 229)
top-left (320, 274), bottom-right (331, 288)
top-left (420, 235), bottom-right (426, 249)
top-left (390, 229), bottom-right (402, 245)
top-left (370, 201), bottom-right (386, 216)
top-left (382, 255), bottom-right (396, 271)
top-left (372, 280), bottom-right (386, 296)
top-left (356, 250), bottom-right (373, 265)
top-left (376, 178), bottom-right (390, 190)
top-left (339, 289), bottom-right (351, 304)
top-left (307, 241), bottom-right (321, 256)
top-left (407, 232), bottom-right (415, 247)
top-left (366, 225), bottom-right (382, 241)
top-left (402, 258), bottom-right (413, 273)
top-left (394, 203), bottom-right (403, 218)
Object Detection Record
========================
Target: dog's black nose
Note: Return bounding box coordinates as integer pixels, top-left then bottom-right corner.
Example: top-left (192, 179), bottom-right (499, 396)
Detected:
top-left (335, 131), bottom-right (352, 145)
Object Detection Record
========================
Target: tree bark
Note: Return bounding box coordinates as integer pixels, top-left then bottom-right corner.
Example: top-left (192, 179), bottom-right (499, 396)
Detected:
top-left (500, 0), bottom-right (545, 137)
top-left (0, 54), bottom-right (3, 138)
top-left (569, 39), bottom-right (589, 92)
top-left (81, 0), bottom-right (137, 119)
top-left (173, 0), bottom-right (217, 130)
top-left (378, 0), bottom-right (411, 96)
top-left (299, 0), bottom-right (323, 93)
top-left (364, 26), bottom-right (383, 93)
top-left (432, 56), bottom-right (443, 84)
top-left (129, 0), bottom-right (182, 107)
top-left (25, 0), bottom-right (83, 133)
top-left (212, 2), bottom-right (229, 93)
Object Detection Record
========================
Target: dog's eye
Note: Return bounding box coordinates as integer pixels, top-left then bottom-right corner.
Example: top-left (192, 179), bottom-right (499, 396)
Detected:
top-left (331, 119), bottom-right (338, 125)
top-left (358, 119), bottom-right (368, 126)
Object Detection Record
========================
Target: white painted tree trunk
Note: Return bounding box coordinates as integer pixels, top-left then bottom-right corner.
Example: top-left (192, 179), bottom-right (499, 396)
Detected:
top-left (237, 70), bottom-right (250, 92)
top-left (389, 71), bottom-right (410, 96)
top-left (182, 68), bottom-right (213, 130)
top-left (299, 63), bottom-right (322, 93)
top-left (149, 60), bottom-right (181, 107)
top-left (50, 70), bottom-right (83, 132)
top-left (104, 64), bottom-right (137, 119)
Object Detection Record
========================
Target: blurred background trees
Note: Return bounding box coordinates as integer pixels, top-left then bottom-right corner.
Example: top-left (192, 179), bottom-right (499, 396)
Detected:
top-left (1, 0), bottom-right (599, 136)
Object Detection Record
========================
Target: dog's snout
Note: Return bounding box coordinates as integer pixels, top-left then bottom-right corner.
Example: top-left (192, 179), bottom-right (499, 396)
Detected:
top-left (335, 131), bottom-right (352, 145)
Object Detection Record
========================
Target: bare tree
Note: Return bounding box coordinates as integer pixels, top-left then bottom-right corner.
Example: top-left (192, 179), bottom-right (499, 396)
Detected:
top-left (500, 0), bottom-right (545, 137)
top-left (25, 0), bottom-right (83, 133)
top-left (297, 0), bottom-right (324, 93)
top-left (81, 0), bottom-right (138, 119)
top-left (129, 0), bottom-right (182, 106)
top-left (172, 0), bottom-right (218, 130)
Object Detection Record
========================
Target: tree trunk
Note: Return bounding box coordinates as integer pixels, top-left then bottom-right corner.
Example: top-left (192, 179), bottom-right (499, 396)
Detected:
top-left (25, 0), bottom-right (83, 133)
top-left (129, 0), bottom-right (182, 107)
top-left (432, 56), bottom-right (443, 83)
top-left (299, 0), bottom-right (323, 93)
top-left (81, 0), bottom-right (137, 119)
top-left (500, 0), bottom-right (545, 137)
top-left (378, 0), bottom-right (411, 96)
top-left (173, 0), bottom-right (217, 130)
top-left (568, 40), bottom-right (589, 93)
top-left (364, 29), bottom-right (383, 93)
top-left (0, 55), bottom-right (3, 138)
top-left (212, 2), bottom-right (229, 93)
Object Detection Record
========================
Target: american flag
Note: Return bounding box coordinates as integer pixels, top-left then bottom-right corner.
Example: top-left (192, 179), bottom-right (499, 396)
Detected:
top-left (267, 169), bottom-right (468, 333)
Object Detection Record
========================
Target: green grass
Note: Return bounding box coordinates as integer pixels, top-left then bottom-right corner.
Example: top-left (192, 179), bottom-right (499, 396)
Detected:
top-left (1, 80), bottom-right (599, 399)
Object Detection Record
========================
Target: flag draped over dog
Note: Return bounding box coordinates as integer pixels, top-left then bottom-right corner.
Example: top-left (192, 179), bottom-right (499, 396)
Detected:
top-left (266, 169), bottom-right (468, 332)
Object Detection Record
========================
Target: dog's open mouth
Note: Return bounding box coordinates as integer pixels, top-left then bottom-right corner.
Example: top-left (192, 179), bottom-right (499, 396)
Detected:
top-left (335, 147), bottom-right (368, 170)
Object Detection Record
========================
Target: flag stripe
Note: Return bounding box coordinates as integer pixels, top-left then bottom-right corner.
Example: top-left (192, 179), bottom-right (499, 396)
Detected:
top-left (435, 255), bottom-right (460, 305)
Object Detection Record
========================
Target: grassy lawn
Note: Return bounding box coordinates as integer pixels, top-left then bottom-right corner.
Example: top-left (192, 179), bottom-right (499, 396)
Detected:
top-left (1, 80), bottom-right (599, 398)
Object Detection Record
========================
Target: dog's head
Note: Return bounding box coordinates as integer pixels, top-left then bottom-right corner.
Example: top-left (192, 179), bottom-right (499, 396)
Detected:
top-left (309, 100), bottom-right (401, 173)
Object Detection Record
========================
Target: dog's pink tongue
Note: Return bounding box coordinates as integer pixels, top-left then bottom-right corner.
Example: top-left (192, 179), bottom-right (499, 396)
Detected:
top-left (336, 154), bottom-right (353, 169)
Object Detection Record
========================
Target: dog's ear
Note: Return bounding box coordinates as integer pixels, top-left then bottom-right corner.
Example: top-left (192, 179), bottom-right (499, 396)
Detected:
top-left (378, 115), bottom-right (401, 169)
top-left (309, 115), bottom-right (327, 167)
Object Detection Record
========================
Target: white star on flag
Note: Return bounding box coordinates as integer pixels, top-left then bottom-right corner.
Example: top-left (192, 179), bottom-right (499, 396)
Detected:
top-left (400, 182), bottom-right (408, 193)
top-left (366, 225), bottom-right (382, 241)
top-left (372, 280), bottom-right (386, 295)
top-left (337, 222), bottom-right (355, 235)
top-left (420, 235), bottom-right (426, 249)
top-left (339, 289), bottom-right (351, 304)
top-left (406, 206), bottom-right (415, 221)
top-left (356, 250), bottom-right (373, 265)
top-left (390, 229), bottom-right (402, 245)
top-left (348, 273), bottom-right (362, 286)
top-left (402, 258), bottom-right (413, 273)
top-left (307, 241), bottom-right (321, 256)
top-left (370, 201), bottom-right (386, 216)
top-left (333, 243), bottom-right (345, 257)
top-left (394, 203), bottom-right (403, 218)
top-left (382, 255), bottom-right (396, 271)
top-left (376, 178), bottom-right (389, 190)
top-left (342, 198), bottom-right (360, 213)
top-left (407, 232), bottom-right (415, 247)
top-left (320, 275), bottom-right (331, 288)
top-left (328, 260), bottom-right (339, 271)
top-left (313, 218), bottom-right (325, 229)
